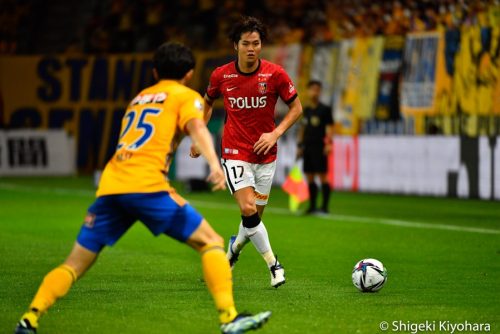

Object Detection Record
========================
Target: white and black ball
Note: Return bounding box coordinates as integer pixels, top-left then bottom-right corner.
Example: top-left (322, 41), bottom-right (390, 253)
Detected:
top-left (352, 258), bottom-right (387, 292)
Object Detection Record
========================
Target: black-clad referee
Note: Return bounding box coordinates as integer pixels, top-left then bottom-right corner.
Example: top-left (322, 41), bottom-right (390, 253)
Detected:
top-left (297, 80), bottom-right (334, 214)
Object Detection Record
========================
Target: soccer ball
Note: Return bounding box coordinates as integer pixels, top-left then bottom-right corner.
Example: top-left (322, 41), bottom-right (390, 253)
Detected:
top-left (352, 258), bottom-right (387, 292)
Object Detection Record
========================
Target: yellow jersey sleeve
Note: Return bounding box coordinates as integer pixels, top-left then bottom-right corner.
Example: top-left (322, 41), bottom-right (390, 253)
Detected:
top-left (178, 91), bottom-right (205, 132)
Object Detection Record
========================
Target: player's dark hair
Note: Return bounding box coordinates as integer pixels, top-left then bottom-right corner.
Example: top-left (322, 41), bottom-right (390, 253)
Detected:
top-left (307, 80), bottom-right (323, 88)
top-left (229, 16), bottom-right (268, 44)
top-left (153, 42), bottom-right (195, 80)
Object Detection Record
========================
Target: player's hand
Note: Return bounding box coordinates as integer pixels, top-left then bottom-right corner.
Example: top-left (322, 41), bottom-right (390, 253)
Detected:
top-left (253, 131), bottom-right (278, 155)
top-left (190, 144), bottom-right (201, 158)
top-left (206, 167), bottom-right (226, 191)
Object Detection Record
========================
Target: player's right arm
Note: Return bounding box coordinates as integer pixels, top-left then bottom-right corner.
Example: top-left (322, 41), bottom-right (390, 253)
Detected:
top-left (203, 67), bottom-right (221, 124)
top-left (203, 94), bottom-right (215, 124)
top-left (186, 118), bottom-right (225, 191)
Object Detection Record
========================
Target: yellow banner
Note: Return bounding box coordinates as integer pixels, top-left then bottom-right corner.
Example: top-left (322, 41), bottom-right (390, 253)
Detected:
top-left (488, 26), bottom-right (500, 115)
top-left (355, 36), bottom-right (384, 119)
top-left (439, 26), bottom-right (500, 117)
top-left (335, 40), bottom-right (357, 134)
top-left (434, 31), bottom-right (454, 116)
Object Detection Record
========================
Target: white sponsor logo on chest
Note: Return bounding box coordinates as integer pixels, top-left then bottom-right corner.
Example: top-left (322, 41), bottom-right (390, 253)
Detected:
top-left (228, 96), bottom-right (267, 109)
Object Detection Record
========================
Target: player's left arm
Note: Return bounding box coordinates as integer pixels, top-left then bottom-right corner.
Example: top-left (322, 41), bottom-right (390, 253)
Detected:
top-left (254, 97), bottom-right (303, 155)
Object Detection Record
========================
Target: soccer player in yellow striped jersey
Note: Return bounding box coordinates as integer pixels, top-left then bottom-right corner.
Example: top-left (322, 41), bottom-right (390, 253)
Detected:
top-left (14, 42), bottom-right (271, 334)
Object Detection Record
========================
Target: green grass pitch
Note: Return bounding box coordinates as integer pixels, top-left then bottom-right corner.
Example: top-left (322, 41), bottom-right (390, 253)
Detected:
top-left (1, 177), bottom-right (499, 333)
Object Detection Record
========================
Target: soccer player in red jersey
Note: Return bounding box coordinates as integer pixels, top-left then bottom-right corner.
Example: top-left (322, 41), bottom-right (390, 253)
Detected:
top-left (192, 16), bottom-right (303, 288)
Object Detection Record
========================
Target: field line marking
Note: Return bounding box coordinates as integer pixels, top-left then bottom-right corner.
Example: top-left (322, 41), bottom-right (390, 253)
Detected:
top-left (0, 182), bottom-right (95, 196)
top-left (189, 200), bottom-right (500, 235)
top-left (1, 182), bottom-right (499, 235)
top-left (316, 214), bottom-right (500, 235)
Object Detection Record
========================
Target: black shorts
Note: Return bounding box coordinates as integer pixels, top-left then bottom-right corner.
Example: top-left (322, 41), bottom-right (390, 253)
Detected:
top-left (303, 146), bottom-right (327, 173)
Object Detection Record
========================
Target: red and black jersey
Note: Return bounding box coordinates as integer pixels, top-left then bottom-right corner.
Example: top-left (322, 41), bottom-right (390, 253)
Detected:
top-left (206, 59), bottom-right (298, 164)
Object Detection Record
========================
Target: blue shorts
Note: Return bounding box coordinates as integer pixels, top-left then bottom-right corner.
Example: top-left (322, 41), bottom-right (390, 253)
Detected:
top-left (77, 192), bottom-right (203, 253)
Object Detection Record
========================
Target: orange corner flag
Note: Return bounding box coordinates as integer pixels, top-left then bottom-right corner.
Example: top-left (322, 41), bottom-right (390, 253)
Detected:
top-left (282, 165), bottom-right (309, 212)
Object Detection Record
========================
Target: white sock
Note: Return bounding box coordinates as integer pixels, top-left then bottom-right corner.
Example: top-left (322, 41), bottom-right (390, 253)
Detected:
top-left (231, 222), bottom-right (250, 254)
top-left (245, 221), bottom-right (277, 268)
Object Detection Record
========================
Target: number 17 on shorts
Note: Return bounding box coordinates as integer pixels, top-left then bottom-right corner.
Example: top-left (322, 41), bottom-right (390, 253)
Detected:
top-left (221, 159), bottom-right (276, 205)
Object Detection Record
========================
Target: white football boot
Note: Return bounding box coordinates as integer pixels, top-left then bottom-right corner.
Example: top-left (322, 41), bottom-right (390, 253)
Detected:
top-left (269, 257), bottom-right (285, 288)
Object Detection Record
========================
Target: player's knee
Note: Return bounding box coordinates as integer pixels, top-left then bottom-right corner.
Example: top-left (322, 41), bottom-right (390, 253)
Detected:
top-left (63, 260), bottom-right (88, 279)
top-left (240, 202), bottom-right (257, 216)
top-left (198, 234), bottom-right (224, 254)
top-left (209, 233), bottom-right (224, 246)
top-left (202, 228), bottom-right (224, 246)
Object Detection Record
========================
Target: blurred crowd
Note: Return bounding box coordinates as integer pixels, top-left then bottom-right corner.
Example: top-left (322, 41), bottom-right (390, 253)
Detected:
top-left (1, 0), bottom-right (499, 54)
top-left (0, 0), bottom-right (32, 54)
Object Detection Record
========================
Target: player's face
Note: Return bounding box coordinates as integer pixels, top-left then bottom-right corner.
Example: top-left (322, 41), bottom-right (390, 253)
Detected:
top-left (236, 31), bottom-right (262, 64)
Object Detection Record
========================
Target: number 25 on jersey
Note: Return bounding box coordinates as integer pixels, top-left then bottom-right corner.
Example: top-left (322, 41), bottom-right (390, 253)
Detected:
top-left (117, 108), bottom-right (162, 151)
